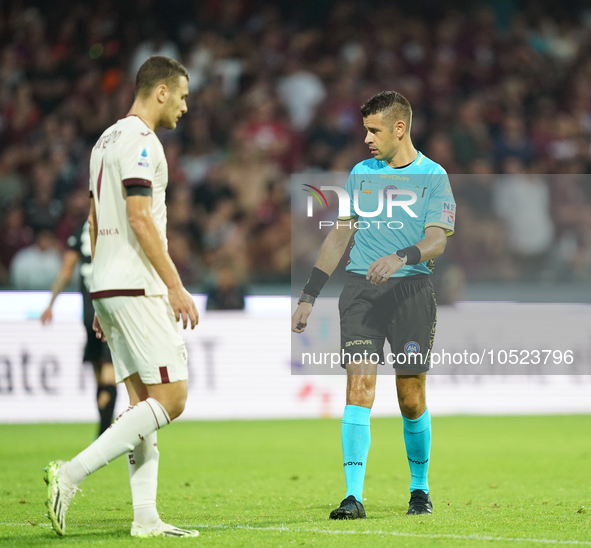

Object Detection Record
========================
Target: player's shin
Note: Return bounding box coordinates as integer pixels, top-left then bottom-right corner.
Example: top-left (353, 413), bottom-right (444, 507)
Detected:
top-left (403, 408), bottom-right (431, 493)
top-left (62, 398), bottom-right (170, 487)
top-left (128, 431), bottom-right (160, 527)
top-left (341, 405), bottom-right (371, 502)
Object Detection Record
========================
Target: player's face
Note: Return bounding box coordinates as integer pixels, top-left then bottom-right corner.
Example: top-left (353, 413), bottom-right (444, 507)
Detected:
top-left (161, 76), bottom-right (189, 130)
top-left (363, 113), bottom-right (398, 162)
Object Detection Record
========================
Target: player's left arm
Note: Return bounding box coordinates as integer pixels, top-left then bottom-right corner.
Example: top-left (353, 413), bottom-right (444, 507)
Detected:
top-left (366, 227), bottom-right (447, 284)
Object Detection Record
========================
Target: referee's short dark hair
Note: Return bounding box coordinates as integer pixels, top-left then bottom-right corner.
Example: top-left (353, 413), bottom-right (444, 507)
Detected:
top-left (360, 91), bottom-right (412, 131)
top-left (135, 56), bottom-right (189, 98)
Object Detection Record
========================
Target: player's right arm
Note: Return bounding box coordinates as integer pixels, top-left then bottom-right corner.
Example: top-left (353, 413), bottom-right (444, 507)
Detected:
top-left (40, 250), bottom-right (80, 324)
top-left (291, 221), bottom-right (357, 333)
top-left (126, 194), bottom-right (199, 329)
top-left (87, 198), bottom-right (108, 341)
top-left (89, 197), bottom-right (98, 260)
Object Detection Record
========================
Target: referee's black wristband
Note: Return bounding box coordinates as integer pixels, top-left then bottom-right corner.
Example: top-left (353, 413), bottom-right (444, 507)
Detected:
top-left (399, 245), bottom-right (422, 265)
top-left (302, 267), bottom-right (330, 298)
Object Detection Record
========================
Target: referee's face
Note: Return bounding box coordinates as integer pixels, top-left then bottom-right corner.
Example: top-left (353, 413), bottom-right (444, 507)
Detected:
top-left (363, 113), bottom-right (398, 163)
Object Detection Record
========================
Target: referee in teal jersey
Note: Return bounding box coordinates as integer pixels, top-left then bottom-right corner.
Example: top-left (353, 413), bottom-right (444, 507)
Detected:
top-left (292, 91), bottom-right (456, 518)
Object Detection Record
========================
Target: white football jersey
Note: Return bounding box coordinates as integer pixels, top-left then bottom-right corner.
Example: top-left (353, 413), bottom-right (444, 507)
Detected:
top-left (89, 115), bottom-right (168, 298)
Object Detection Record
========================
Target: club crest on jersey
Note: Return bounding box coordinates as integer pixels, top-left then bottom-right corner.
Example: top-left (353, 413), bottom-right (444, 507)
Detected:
top-left (404, 341), bottom-right (420, 355)
top-left (383, 185), bottom-right (397, 198)
top-left (138, 146), bottom-right (150, 167)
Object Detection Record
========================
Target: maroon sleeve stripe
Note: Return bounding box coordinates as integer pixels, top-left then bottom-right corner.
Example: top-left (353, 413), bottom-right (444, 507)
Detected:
top-left (123, 178), bottom-right (152, 188)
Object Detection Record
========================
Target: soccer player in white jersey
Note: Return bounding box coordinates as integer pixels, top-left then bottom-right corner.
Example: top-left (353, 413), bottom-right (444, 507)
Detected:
top-left (44, 56), bottom-right (200, 538)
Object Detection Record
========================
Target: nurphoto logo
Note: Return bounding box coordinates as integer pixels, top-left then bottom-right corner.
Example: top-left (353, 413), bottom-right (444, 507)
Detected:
top-left (303, 184), bottom-right (417, 230)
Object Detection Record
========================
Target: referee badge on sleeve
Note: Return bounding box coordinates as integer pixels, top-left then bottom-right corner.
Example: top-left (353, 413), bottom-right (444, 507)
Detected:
top-left (440, 201), bottom-right (455, 226)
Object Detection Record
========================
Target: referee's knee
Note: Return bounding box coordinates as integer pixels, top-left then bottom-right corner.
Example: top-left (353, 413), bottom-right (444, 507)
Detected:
top-left (346, 372), bottom-right (376, 408)
top-left (397, 392), bottom-right (425, 418)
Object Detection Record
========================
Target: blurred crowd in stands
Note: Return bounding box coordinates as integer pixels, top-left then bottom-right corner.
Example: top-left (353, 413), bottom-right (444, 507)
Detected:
top-left (1, 0), bottom-right (591, 295)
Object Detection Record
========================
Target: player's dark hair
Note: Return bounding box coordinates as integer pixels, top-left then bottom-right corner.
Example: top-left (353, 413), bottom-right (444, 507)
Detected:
top-left (360, 91), bottom-right (412, 131)
top-left (135, 56), bottom-right (189, 98)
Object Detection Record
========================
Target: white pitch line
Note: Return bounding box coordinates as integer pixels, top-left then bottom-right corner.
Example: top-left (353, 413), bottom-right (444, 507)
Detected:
top-left (2, 522), bottom-right (590, 545)
top-left (189, 524), bottom-right (591, 546)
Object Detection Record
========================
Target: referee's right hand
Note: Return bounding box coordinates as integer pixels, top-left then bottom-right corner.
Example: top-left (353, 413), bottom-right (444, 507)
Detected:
top-left (292, 303), bottom-right (312, 333)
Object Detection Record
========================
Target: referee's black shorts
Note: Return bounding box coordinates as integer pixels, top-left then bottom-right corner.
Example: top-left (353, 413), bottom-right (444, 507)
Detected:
top-left (83, 318), bottom-right (112, 366)
top-left (339, 272), bottom-right (437, 373)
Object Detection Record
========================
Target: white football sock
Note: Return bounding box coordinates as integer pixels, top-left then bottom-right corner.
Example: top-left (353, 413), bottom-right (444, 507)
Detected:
top-left (128, 431), bottom-right (160, 526)
top-left (64, 398), bottom-right (170, 487)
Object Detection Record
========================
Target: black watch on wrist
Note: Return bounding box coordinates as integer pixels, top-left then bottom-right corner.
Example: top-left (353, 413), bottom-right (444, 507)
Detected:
top-left (298, 291), bottom-right (316, 306)
top-left (395, 250), bottom-right (408, 265)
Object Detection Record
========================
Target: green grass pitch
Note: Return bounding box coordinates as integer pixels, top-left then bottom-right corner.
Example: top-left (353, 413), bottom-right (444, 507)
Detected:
top-left (1, 415), bottom-right (590, 547)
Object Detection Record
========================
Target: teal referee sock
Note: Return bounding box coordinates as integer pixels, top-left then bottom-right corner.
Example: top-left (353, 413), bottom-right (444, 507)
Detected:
top-left (341, 405), bottom-right (371, 502)
top-left (403, 408), bottom-right (431, 494)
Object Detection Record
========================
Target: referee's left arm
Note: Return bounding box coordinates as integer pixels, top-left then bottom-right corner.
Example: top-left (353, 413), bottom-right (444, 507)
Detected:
top-left (415, 226), bottom-right (448, 261)
top-left (366, 226), bottom-right (447, 284)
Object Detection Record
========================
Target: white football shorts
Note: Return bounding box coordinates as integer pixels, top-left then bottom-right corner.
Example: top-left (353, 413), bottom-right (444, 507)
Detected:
top-left (93, 295), bottom-right (188, 385)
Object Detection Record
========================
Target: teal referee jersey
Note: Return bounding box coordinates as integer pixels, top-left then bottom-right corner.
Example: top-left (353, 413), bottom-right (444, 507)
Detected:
top-left (341, 151), bottom-right (455, 277)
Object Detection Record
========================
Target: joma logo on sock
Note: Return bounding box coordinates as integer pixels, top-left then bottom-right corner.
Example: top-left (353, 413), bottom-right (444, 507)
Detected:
top-left (408, 457), bottom-right (429, 465)
top-left (343, 462), bottom-right (363, 466)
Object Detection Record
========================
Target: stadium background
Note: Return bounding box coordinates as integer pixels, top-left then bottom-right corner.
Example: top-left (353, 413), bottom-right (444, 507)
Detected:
top-left (1, 0), bottom-right (591, 416)
top-left (1, 1), bottom-right (591, 546)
